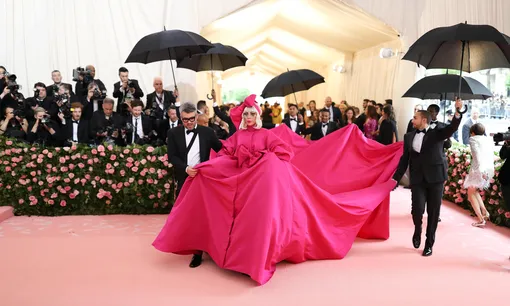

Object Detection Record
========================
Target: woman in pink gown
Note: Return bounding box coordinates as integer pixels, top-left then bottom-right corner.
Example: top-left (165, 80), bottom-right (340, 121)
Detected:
top-left (153, 94), bottom-right (401, 285)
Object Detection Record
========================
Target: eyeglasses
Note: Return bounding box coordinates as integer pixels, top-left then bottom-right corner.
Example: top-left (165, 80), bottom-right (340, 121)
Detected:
top-left (181, 116), bottom-right (196, 123)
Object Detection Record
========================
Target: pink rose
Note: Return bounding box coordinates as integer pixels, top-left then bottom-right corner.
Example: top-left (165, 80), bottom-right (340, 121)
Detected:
top-left (51, 193), bottom-right (58, 199)
top-left (146, 146), bottom-right (155, 153)
top-left (69, 193), bottom-right (76, 199)
top-left (147, 178), bottom-right (154, 184)
top-left (110, 154), bottom-right (117, 161)
top-left (47, 152), bottom-right (53, 158)
top-left (69, 164), bottom-right (75, 170)
top-left (123, 149), bottom-right (130, 154)
top-left (124, 182), bottom-right (130, 187)
top-left (78, 163), bottom-right (85, 169)
top-left (6, 140), bottom-right (13, 145)
top-left (128, 178), bottom-right (135, 183)
top-left (5, 166), bottom-right (11, 172)
top-left (164, 183), bottom-right (171, 189)
top-left (18, 199), bottom-right (24, 204)
top-left (133, 148), bottom-right (140, 154)
top-left (107, 145), bottom-right (113, 151)
top-left (505, 212), bottom-right (510, 219)
top-left (149, 194), bottom-right (155, 199)
top-left (60, 200), bottom-right (67, 207)
top-left (68, 173), bottom-right (75, 179)
top-left (48, 200), bottom-right (55, 205)
top-left (138, 179), bottom-right (144, 185)
top-left (149, 168), bottom-right (156, 174)
top-left (100, 179), bottom-right (106, 185)
top-left (120, 170), bottom-right (126, 176)
top-left (27, 186), bottom-right (32, 192)
top-left (91, 149), bottom-right (98, 155)
top-left (131, 167), bottom-right (139, 172)
top-left (59, 157), bottom-right (66, 163)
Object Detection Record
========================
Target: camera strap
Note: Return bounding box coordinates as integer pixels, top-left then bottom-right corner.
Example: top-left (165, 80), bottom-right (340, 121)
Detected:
top-left (186, 132), bottom-right (199, 153)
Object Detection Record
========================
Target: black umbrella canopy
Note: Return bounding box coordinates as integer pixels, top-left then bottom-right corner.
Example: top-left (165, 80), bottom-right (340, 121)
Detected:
top-left (125, 29), bottom-right (213, 64)
top-left (177, 43), bottom-right (248, 72)
top-left (403, 23), bottom-right (510, 72)
top-left (403, 74), bottom-right (493, 100)
top-left (261, 69), bottom-right (325, 99)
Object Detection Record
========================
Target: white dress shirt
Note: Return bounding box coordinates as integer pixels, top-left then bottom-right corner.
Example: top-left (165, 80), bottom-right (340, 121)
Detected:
top-left (185, 125), bottom-right (200, 168)
top-left (169, 119), bottom-right (179, 129)
top-left (327, 106), bottom-right (334, 122)
top-left (321, 122), bottom-right (328, 136)
top-left (412, 127), bottom-right (429, 153)
top-left (72, 120), bottom-right (79, 142)
top-left (289, 116), bottom-right (298, 132)
top-left (155, 93), bottom-right (165, 110)
top-left (131, 116), bottom-right (144, 143)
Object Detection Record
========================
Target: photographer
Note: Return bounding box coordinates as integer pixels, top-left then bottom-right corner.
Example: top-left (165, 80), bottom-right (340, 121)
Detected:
top-left (0, 73), bottom-right (26, 115)
top-left (0, 66), bottom-right (7, 92)
top-left (113, 67), bottom-right (144, 116)
top-left (124, 99), bottom-right (154, 146)
top-left (58, 102), bottom-right (90, 146)
top-left (24, 82), bottom-right (57, 122)
top-left (26, 107), bottom-right (60, 146)
top-left (81, 82), bottom-right (106, 120)
top-left (90, 98), bottom-right (124, 146)
top-left (0, 106), bottom-right (28, 140)
top-left (145, 77), bottom-right (178, 118)
top-left (158, 105), bottom-right (181, 144)
top-left (46, 70), bottom-right (74, 98)
top-left (499, 140), bottom-right (510, 211)
top-left (74, 65), bottom-right (106, 98)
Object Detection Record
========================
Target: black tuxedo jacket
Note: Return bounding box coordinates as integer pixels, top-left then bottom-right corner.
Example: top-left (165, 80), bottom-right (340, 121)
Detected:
top-left (160, 119), bottom-right (182, 142)
top-left (113, 80), bottom-right (144, 113)
top-left (213, 105), bottom-right (235, 136)
top-left (124, 114), bottom-right (153, 145)
top-left (393, 114), bottom-right (462, 185)
top-left (282, 117), bottom-right (305, 135)
top-left (167, 125), bottom-right (222, 182)
top-left (24, 97), bottom-right (58, 122)
top-left (60, 119), bottom-right (90, 144)
top-left (90, 111), bottom-right (125, 145)
top-left (303, 121), bottom-right (339, 140)
top-left (145, 90), bottom-right (176, 111)
top-left (408, 120), bottom-right (452, 150)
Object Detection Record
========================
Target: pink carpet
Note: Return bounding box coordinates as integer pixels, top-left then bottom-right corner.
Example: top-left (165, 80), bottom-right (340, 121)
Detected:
top-left (0, 188), bottom-right (509, 306)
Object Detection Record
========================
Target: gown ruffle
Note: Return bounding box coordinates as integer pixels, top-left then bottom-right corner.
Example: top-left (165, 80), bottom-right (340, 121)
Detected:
top-left (153, 124), bottom-right (403, 285)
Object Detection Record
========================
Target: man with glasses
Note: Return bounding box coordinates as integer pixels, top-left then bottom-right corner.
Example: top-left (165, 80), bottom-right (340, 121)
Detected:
top-left (166, 102), bottom-right (222, 268)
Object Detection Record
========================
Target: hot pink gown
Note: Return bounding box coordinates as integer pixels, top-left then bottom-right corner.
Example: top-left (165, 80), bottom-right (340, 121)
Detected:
top-left (153, 124), bottom-right (403, 285)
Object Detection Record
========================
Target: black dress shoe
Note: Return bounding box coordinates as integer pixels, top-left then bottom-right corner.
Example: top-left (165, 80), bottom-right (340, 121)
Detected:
top-left (189, 254), bottom-right (203, 268)
top-left (412, 231), bottom-right (421, 249)
top-left (422, 246), bottom-right (433, 257)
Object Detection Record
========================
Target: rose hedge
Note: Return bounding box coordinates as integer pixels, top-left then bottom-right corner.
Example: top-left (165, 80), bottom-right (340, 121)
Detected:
top-left (0, 138), bottom-right (174, 216)
top-left (444, 144), bottom-right (510, 228)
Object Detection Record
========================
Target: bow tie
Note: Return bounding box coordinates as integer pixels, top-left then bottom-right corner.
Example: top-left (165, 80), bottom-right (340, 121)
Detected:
top-left (416, 129), bottom-right (427, 134)
top-left (72, 121), bottom-right (79, 124)
top-left (186, 129), bottom-right (196, 135)
top-left (430, 121), bottom-right (437, 124)
top-left (290, 118), bottom-right (297, 121)
top-left (322, 123), bottom-right (328, 128)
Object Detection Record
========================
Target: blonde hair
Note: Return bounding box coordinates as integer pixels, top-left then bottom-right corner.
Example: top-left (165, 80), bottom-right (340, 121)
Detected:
top-left (239, 106), bottom-right (262, 130)
top-left (34, 107), bottom-right (46, 115)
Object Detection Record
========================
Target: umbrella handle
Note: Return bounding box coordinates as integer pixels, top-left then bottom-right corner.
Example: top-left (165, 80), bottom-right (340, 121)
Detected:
top-left (456, 105), bottom-right (468, 114)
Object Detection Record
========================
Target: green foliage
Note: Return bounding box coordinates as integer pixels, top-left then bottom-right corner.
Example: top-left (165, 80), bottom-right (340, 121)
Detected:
top-left (221, 88), bottom-right (251, 102)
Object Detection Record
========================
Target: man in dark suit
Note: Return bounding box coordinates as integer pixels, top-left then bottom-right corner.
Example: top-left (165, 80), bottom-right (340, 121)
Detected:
top-left (282, 103), bottom-right (305, 135)
top-left (46, 70), bottom-right (74, 97)
top-left (323, 96), bottom-right (343, 126)
top-left (113, 67), bottom-right (144, 116)
top-left (392, 99), bottom-right (464, 257)
top-left (462, 108), bottom-right (482, 145)
top-left (159, 105), bottom-right (182, 143)
top-left (303, 108), bottom-right (339, 140)
top-left (59, 102), bottom-right (90, 146)
top-left (124, 100), bottom-right (153, 145)
top-left (90, 98), bottom-right (125, 145)
top-left (145, 77), bottom-right (178, 117)
top-left (167, 102), bottom-right (222, 268)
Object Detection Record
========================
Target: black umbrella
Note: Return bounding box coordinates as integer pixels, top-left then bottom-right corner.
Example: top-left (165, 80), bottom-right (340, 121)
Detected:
top-left (125, 28), bottom-right (213, 89)
top-left (261, 69), bottom-right (325, 103)
top-left (402, 74), bottom-right (492, 100)
top-left (177, 43), bottom-right (248, 99)
top-left (402, 22), bottom-right (510, 112)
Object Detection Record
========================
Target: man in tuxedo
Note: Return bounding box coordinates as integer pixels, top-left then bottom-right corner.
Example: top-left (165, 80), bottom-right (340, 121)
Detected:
top-left (59, 102), bottom-right (90, 146)
top-left (46, 70), bottom-right (74, 97)
top-left (90, 98), bottom-right (125, 145)
top-left (303, 108), bottom-right (339, 140)
top-left (355, 98), bottom-right (370, 131)
top-left (323, 96), bottom-right (343, 126)
top-left (462, 108), bottom-right (482, 145)
top-left (145, 77), bottom-right (178, 117)
top-left (282, 103), bottom-right (304, 134)
top-left (113, 67), bottom-right (144, 116)
top-left (124, 99), bottom-right (153, 145)
top-left (392, 99), bottom-right (464, 257)
top-left (159, 105), bottom-right (181, 143)
top-left (166, 102), bottom-right (222, 268)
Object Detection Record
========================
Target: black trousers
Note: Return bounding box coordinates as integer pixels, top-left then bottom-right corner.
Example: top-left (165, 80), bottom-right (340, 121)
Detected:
top-left (411, 182), bottom-right (444, 247)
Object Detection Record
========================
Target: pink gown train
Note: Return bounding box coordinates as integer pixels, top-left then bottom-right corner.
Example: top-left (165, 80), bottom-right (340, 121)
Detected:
top-left (153, 124), bottom-right (403, 285)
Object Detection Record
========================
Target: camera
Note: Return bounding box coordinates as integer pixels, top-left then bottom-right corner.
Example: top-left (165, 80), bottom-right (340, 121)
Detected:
top-left (494, 127), bottom-right (510, 145)
top-left (93, 88), bottom-right (106, 100)
top-left (72, 67), bottom-right (94, 84)
top-left (6, 74), bottom-right (22, 92)
top-left (41, 114), bottom-right (51, 125)
top-left (13, 108), bottom-right (25, 118)
top-left (128, 80), bottom-right (136, 89)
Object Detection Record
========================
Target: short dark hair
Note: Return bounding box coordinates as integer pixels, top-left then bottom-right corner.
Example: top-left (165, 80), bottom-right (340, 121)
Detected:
top-left (470, 123), bottom-right (485, 136)
top-left (197, 100), bottom-right (207, 110)
top-left (167, 105), bottom-right (177, 111)
top-left (369, 100), bottom-right (377, 106)
top-left (52, 70), bottom-right (60, 74)
top-left (103, 98), bottom-right (114, 106)
top-left (34, 82), bottom-right (46, 89)
top-left (181, 102), bottom-right (197, 114)
top-left (427, 104), bottom-right (440, 113)
top-left (288, 103), bottom-right (298, 110)
top-left (319, 108), bottom-right (330, 114)
top-left (417, 110), bottom-right (432, 123)
top-left (119, 67), bottom-right (129, 74)
top-left (131, 99), bottom-right (144, 108)
top-left (385, 99), bottom-right (393, 105)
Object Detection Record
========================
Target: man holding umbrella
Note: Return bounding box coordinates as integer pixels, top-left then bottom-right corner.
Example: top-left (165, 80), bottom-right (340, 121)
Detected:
top-left (392, 98), bottom-right (464, 257)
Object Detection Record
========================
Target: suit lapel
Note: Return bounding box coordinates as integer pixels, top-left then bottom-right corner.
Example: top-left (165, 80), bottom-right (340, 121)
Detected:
top-left (409, 131), bottom-right (417, 151)
top-left (198, 127), bottom-right (206, 162)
